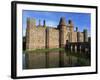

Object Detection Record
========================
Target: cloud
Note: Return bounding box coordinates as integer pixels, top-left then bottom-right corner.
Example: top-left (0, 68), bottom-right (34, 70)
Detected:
top-left (46, 20), bottom-right (58, 27)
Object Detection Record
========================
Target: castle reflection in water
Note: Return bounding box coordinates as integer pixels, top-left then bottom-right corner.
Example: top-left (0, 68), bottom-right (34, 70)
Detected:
top-left (23, 49), bottom-right (90, 69)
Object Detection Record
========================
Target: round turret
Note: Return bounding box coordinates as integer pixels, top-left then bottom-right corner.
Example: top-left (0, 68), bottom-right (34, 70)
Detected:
top-left (77, 32), bottom-right (81, 42)
top-left (58, 17), bottom-right (67, 48)
top-left (68, 19), bottom-right (74, 32)
top-left (83, 29), bottom-right (88, 42)
top-left (68, 19), bottom-right (73, 26)
top-left (59, 17), bottom-right (66, 26)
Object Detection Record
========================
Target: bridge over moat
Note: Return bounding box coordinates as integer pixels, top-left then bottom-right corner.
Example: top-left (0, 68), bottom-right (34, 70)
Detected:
top-left (65, 42), bottom-right (91, 53)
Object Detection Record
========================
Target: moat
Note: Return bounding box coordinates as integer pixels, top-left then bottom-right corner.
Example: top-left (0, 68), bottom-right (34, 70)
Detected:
top-left (23, 49), bottom-right (90, 69)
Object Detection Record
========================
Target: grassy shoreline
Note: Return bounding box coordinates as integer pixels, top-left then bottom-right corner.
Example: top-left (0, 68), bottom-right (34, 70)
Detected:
top-left (24, 48), bottom-right (65, 53)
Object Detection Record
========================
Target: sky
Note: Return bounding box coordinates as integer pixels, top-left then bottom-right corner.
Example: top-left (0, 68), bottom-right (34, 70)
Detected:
top-left (22, 10), bottom-right (91, 37)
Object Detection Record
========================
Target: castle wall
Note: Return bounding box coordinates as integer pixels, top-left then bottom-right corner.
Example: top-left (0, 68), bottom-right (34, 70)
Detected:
top-left (71, 32), bottom-right (77, 42)
top-left (77, 32), bottom-right (84, 42)
top-left (26, 18), bottom-right (36, 50)
top-left (47, 28), bottom-right (59, 48)
top-left (27, 26), bottom-right (60, 50)
top-left (26, 18), bottom-right (86, 50)
top-left (28, 27), bottom-right (46, 50)
top-left (79, 32), bottom-right (84, 42)
top-left (63, 28), bottom-right (68, 46)
top-left (26, 28), bottom-right (30, 49)
top-left (83, 29), bottom-right (88, 42)
top-left (59, 25), bottom-right (68, 48)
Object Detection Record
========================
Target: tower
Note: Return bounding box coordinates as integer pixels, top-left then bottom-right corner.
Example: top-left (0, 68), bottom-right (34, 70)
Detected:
top-left (68, 20), bottom-right (74, 42)
top-left (77, 32), bottom-right (81, 42)
top-left (58, 17), bottom-right (67, 48)
top-left (26, 18), bottom-right (36, 50)
top-left (76, 27), bottom-right (78, 42)
top-left (83, 29), bottom-right (88, 42)
top-left (27, 18), bottom-right (36, 29)
top-left (68, 20), bottom-right (74, 32)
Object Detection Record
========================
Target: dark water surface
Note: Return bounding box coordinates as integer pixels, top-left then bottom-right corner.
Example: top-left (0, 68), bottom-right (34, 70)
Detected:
top-left (23, 50), bottom-right (90, 69)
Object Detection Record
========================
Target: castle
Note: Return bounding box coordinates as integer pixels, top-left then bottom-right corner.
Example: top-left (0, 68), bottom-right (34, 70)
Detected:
top-left (26, 17), bottom-right (88, 50)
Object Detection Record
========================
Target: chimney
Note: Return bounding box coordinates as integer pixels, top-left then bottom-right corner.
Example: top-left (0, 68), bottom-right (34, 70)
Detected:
top-left (76, 27), bottom-right (78, 32)
top-left (43, 20), bottom-right (46, 27)
top-left (38, 19), bottom-right (41, 26)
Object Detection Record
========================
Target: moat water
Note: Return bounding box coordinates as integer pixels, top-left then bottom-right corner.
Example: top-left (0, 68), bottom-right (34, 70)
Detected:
top-left (23, 50), bottom-right (90, 69)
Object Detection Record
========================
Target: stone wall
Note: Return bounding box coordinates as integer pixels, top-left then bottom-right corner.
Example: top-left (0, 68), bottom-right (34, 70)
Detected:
top-left (77, 32), bottom-right (84, 42)
top-left (26, 26), bottom-right (85, 50)
top-left (71, 32), bottom-right (77, 42)
top-left (27, 27), bottom-right (46, 50)
top-left (26, 26), bottom-right (60, 50)
top-left (63, 27), bottom-right (68, 46)
top-left (79, 32), bottom-right (84, 42)
top-left (47, 28), bottom-right (59, 48)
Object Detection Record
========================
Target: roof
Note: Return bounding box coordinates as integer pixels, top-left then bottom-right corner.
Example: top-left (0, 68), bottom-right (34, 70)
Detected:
top-left (59, 17), bottom-right (66, 26)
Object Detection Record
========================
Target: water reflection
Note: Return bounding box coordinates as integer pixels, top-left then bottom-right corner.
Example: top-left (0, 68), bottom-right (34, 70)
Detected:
top-left (23, 50), bottom-right (90, 69)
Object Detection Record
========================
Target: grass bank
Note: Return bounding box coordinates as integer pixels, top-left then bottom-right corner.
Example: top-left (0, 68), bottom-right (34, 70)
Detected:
top-left (24, 48), bottom-right (65, 53)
